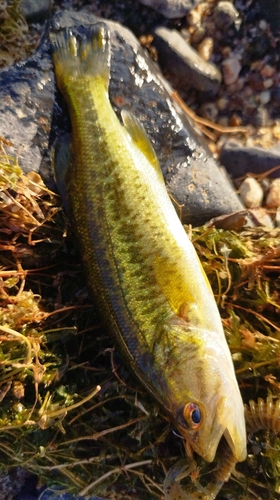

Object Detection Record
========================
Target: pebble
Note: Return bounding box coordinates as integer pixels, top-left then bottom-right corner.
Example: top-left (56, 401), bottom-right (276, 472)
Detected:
top-left (222, 56), bottom-right (241, 85)
top-left (199, 101), bottom-right (218, 121)
top-left (260, 65), bottom-right (275, 78)
top-left (251, 106), bottom-right (270, 127)
top-left (249, 209), bottom-right (274, 228)
top-left (259, 90), bottom-right (271, 105)
top-left (213, 1), bottom-right (240, 31)
top-left (229, 113), bottom-right (242, 126)
top-left (197, 37), bottom-right (214, 61)
top-left (138, 0), bottom-right (199, 18)
top-left (239, 177), bottom-right (264, 208)
top-left (260, 178), bottom-right (271, 196)
top-left (153, 26), bottom-right (222, 93)
top-left (266, 178), bottom-right (280, 207)
top-left (216, 96), bottom-right (229, 111)
top-left (220, 141), bottom-right (280, 178)
top-left (190, 26), bottom-right (206, 44)
top-left (187, 8), bottom-right (202, 27)
top-left (15, 489), bottom-right (107, 500)
top-left (263, 78), bottom-right (274, 89)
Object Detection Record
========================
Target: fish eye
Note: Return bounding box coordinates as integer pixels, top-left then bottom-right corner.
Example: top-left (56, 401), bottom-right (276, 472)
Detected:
top-left (183, 402), bottom-right (203, 429)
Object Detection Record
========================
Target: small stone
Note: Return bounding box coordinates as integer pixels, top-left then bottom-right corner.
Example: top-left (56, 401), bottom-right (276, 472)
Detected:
top-left (266, 178), bottom-right (280, 207)
top-left (259, 19), bottom-right (267, 30)
top-left (251, 107), bottom-right (269, 127)
top-left (191, 26), bottom-right (206, 44)
top-left (197, 37), bottom-right (214, 61)
top-left (263, 78), bottom-right (274, 89)
top-left (260, 178), bottom-right (271, 195)
top-left (260, 64), bottom-right (275, 78)
top-left (220, 141), bottom-right (280, 178)
top-left (187, 8), bottom-right (202, 26)
top-left (213, 1), bottom-right (240, 30)
top-left (259, 90), bottom-right (271, 105)
top-left (229, 114), bottom-right (242, 127)
top-left (239, 177), bottom-right (264, 208)
top-left (222, 57), bottom-right (241, 85)
top-left (226, 77), bottom-right (245, 93)
top-left (153, 27), bottom-right (222, 93)
top-left (216, 96), bottom-right (229, 111)
top-left (249, 208), bottom-right (274, 228)
top-left (199, 102), bottom-right (218, 121)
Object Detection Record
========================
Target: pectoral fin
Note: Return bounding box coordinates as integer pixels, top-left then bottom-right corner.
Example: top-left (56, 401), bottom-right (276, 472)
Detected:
top-left (153, 254), bottom-right (195, 318)
top-left (121, 110), bottom-right (164, 182)
top-left (52, 132), bottom-right (73, 214)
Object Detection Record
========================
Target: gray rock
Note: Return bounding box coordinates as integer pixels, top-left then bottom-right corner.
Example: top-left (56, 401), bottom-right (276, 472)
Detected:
top-left (0, 467), bottom-right (30, 500)
top-left (0, 30), bottom-right (55, 184)
top-left (153, 27), bottom-right (222, 94)
top-left (15, 488), bottom-right (108, 500)
top-left (36, 489), bottom-right (107, 500)
top-left (0, 10), bottom-right (243, 226)
top-left (220, 141), bottom-right (280, 179)
top-left (138, 0), bottom-right (198, 18)
top-left (213, 1), bottom-right (240, 31)
top-left (20, 0), bottom-right (52, 22)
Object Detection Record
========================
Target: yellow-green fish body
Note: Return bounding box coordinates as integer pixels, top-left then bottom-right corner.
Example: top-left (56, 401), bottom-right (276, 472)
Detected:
top-left (51, 24), bottom-right (246, 463)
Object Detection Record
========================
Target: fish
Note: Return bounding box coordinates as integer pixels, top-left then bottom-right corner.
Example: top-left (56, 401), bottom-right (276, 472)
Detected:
top-left (51, 23), bottom-right (247, 464)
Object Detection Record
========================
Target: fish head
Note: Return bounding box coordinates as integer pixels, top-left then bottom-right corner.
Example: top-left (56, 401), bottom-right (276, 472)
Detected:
top-left (165, 323), bottom-right (247, 463)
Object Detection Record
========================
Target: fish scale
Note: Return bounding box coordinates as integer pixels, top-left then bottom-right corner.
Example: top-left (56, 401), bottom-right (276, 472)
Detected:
top-left (51, 23), bottom-right (246, 464)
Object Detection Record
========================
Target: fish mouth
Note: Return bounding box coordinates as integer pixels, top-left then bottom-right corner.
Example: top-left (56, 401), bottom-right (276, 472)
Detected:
top-left (189, 424), bottom-right (246, 463)
top-left (200, 416), bottom-right (247, 463)
top-left (223, 426), bottom-right (247, 462)
top-left (198, 433), bottom-right (223, 463)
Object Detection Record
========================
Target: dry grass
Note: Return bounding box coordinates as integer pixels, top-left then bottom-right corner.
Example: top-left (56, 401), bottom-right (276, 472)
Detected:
top-left (0, 0), bottom-right (40, 68)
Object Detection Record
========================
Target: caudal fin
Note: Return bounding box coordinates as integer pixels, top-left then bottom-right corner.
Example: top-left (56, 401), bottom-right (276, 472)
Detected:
top-left (50, 23), bottom-right (111, 90)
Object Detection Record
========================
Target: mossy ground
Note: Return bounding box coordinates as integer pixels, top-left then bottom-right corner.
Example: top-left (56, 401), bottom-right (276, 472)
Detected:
top-left (0, 143), bottom-right (279, 499)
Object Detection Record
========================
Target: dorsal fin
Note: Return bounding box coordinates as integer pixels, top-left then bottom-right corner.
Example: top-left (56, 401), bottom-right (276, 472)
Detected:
top-left (121, 110), bottom-right (164, 181)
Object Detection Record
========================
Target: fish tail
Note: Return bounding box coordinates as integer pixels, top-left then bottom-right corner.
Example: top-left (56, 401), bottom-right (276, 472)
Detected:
top-left (51, 23), bottom-right (111, 89)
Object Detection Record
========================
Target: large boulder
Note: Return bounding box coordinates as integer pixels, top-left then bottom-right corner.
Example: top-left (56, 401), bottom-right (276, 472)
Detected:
top-left (0, 10), bottom-right (244, 225)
